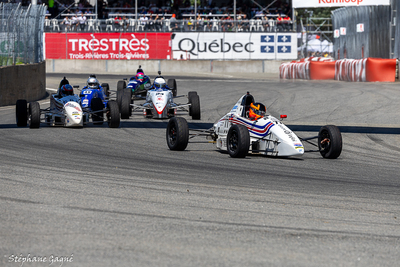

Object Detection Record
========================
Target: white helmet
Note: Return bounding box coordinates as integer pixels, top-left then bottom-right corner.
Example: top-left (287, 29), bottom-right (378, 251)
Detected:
top-left (87, 77), bottom-right (99, 89)
top-left (154, 77), bottom-right (166, 89)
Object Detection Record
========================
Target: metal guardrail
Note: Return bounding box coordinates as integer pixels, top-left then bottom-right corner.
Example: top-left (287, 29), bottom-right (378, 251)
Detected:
top-left (0, 3), bottom-right (47, 66)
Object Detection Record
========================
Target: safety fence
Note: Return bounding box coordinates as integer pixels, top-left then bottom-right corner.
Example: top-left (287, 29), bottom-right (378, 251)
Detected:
top-left (331, 6), bottom-right (390, 60)
top-left (0, 3), bottom-right (47, 66)
top-left (280, 57), bottom-right (397, 82)
top-left (44, 18), bottom-right (293, 33)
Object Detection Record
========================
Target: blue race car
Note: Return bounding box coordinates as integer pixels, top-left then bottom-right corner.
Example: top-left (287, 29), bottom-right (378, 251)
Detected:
top-left (117, 65), bottom-right (152, 99)
top-left (80, 74), bottom-right (110, 109)
top-left (117, 65), bottom-right (177, 108)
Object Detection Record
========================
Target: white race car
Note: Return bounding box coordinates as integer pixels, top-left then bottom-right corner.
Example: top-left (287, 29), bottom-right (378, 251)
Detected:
top-left (166, 92), bottom-right (342, 159)
top-left (16, 84), bottom-right (120, 128)
top-left (120, 72), bottom-right (200, 120)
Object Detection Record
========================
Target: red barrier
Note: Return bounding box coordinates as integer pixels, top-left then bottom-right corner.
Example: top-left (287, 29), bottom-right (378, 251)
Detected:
top-left (309, 61), bottom-right (336, 80)
top-left (365, 58), bottom-right (397, 82)
top-left (282, 57), bottom-right (397, 82)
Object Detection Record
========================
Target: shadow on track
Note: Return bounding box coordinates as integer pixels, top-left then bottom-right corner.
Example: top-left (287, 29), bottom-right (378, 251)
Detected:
top-left (288, 125), bottom-right (400, 135)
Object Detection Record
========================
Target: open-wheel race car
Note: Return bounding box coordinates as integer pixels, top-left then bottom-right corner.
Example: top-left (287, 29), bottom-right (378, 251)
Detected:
top-left (119, 71), bottom-right (200, 120)
top-left (116, 66), bottom-right (177, 109)
top-left (79, 74), bottom-right (110, 109)
top-left (166, 92), bottom-right (342, 159)
top-left (16, 80), bottom-right (120, 129)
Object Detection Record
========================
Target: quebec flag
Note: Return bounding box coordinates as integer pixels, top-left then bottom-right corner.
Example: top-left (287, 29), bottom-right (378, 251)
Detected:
top-left (277, 35), bottom-right (291, 43)
top-left (261, 35), bottom-right (274, 43)
top-left (277, 46), bottom-right (291, 53)
top-left (261, 46), bottom-right (274, 53)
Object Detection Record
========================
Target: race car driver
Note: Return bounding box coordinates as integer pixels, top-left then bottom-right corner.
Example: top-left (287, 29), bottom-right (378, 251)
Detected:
top-left (248, 102), bottom-right (266, 120)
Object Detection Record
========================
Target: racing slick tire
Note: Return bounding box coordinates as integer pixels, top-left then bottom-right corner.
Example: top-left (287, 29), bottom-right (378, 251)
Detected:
top-left (16, 99), bottom-right (28, 127)
top-left (227, 124), bottom-right (250, 158)
top-left (168, 79), bottom-right (177, 97)
top-left (188, 91), bottom-right (197, 116)
top-left (188, 93), bottom-right (201, 120)
top-left (107, 100), bottom-right (120, 128)
top-left (28, 101), bottom-right (40, 129)
top-left (166, 117), bottom-right (189, 151)
top-left (318, 125), bottom-right (342, 159)
top-left (101, 83), bottom-right (110, 98)
top-left (117, 80), bottom-right (126, 92)
top-left (120, 88), bottom-right (132, 119)
top-left (91, 97), bottom-right (104, 125)
top-left (117, 80), bottom-right (126, 107)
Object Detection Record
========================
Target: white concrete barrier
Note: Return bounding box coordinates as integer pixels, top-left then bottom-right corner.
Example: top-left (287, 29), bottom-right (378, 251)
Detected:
top-left (46, 59), bottom-right (285, 75)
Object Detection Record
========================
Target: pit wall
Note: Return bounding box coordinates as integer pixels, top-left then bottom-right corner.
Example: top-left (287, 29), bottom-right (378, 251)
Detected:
top-left (280, 57), bottom-right (398, 82)
top-left (0, 62), bottom-right (46, 106)
top-left (46, 59), bottom-right (284, 75)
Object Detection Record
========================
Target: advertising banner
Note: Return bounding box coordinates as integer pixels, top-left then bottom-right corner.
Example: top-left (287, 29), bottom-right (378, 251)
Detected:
top-left (292, 0), bottom-right (390, 8)
top-left (171, 32), bottom-right (297, 60)
top-left (44, 32), bottom-right (171, 60)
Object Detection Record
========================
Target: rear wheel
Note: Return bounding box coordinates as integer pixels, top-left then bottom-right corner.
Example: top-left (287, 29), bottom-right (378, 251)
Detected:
top-left (28, 102), bottom-right (40, 129)
top-left (91, 97), bottom-right (104, 125)
top-left (117, 80), bottom-right (126, 92)
top-left (318, 125), bottom-right (342, 159)
top-left (101, 83), bottom-right (110, 98)
top-left (107, 100), bottom-right (120, 128)
top-left (227, 124), bottom-right (250, 158)
top-left (166, 117), bottom-right (189, 151)
top-left (188, 93), bottom-right (200, 120)
top-left (16, 99), bottom-right (28, 127)
top-left (117, 80), bottom-right (126, 107)
top-left (120, 88), bottom-right (132, 119)
top-left (168, 79), bottom-right (177, 97)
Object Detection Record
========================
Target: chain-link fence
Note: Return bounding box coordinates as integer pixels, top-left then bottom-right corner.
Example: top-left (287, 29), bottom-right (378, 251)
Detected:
top-left (0, 3), bottom-right (47, 66)
top-left (332, 6), bottom-right (390, 60)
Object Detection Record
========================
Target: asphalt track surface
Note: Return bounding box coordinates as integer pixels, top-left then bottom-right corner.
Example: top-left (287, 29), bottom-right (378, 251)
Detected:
top-left (1, 72), bottom-right (400, 267)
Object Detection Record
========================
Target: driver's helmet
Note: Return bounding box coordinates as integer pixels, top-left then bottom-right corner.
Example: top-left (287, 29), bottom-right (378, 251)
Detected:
top-left (87, 77), bottom-right (100, 89)
top-left (154, 77), bottom-right (166, 89)
top-left (136, 72), bottom-right (145, 82)
top-left (61, 84), bottom-right (74, 97)
top-left (249, 102), bottom-right (266, 120)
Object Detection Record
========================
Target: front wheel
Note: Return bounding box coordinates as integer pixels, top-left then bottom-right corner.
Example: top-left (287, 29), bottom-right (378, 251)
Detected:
top-left (318, 125), bottom-right (342, 159)
top-left (188, 93), bottom-right (200, 120)
top-left (120, 88), bottom-right (132, 119)
top-left (168, 79), bottom-right (177, 97)
top-left (28, 102), bottom-right (41, 129)
top-left (227, 124), bottom-right (250, 158)
top-left (16, 99), bottom-right (28, 127)
top-left (107, 100), bottom-right (120, 128)
top-left (166, 117), bottom-right (189, 151)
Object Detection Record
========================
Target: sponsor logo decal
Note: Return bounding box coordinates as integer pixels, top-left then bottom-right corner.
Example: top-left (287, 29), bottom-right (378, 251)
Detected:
top-left (177, 38), bottom-right (254, 56)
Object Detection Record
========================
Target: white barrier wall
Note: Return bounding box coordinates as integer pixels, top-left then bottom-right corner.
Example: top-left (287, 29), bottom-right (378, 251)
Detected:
top-left (46, 59), bottom-right (285, 74)
top-left (171, 32), bottom-right (297, 60)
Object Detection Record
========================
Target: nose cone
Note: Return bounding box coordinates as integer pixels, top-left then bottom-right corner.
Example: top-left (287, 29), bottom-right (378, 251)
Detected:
top-left (64, 101), bottom-right (83, 127)
top-left (277, 140), bottom-right (304, 157)
top-left (152, 93), bottom-right (167, 115)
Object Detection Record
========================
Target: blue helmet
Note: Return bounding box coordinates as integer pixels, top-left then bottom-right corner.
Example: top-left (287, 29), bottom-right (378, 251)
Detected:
top-left (61, 84), bottom-right (74, 97)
